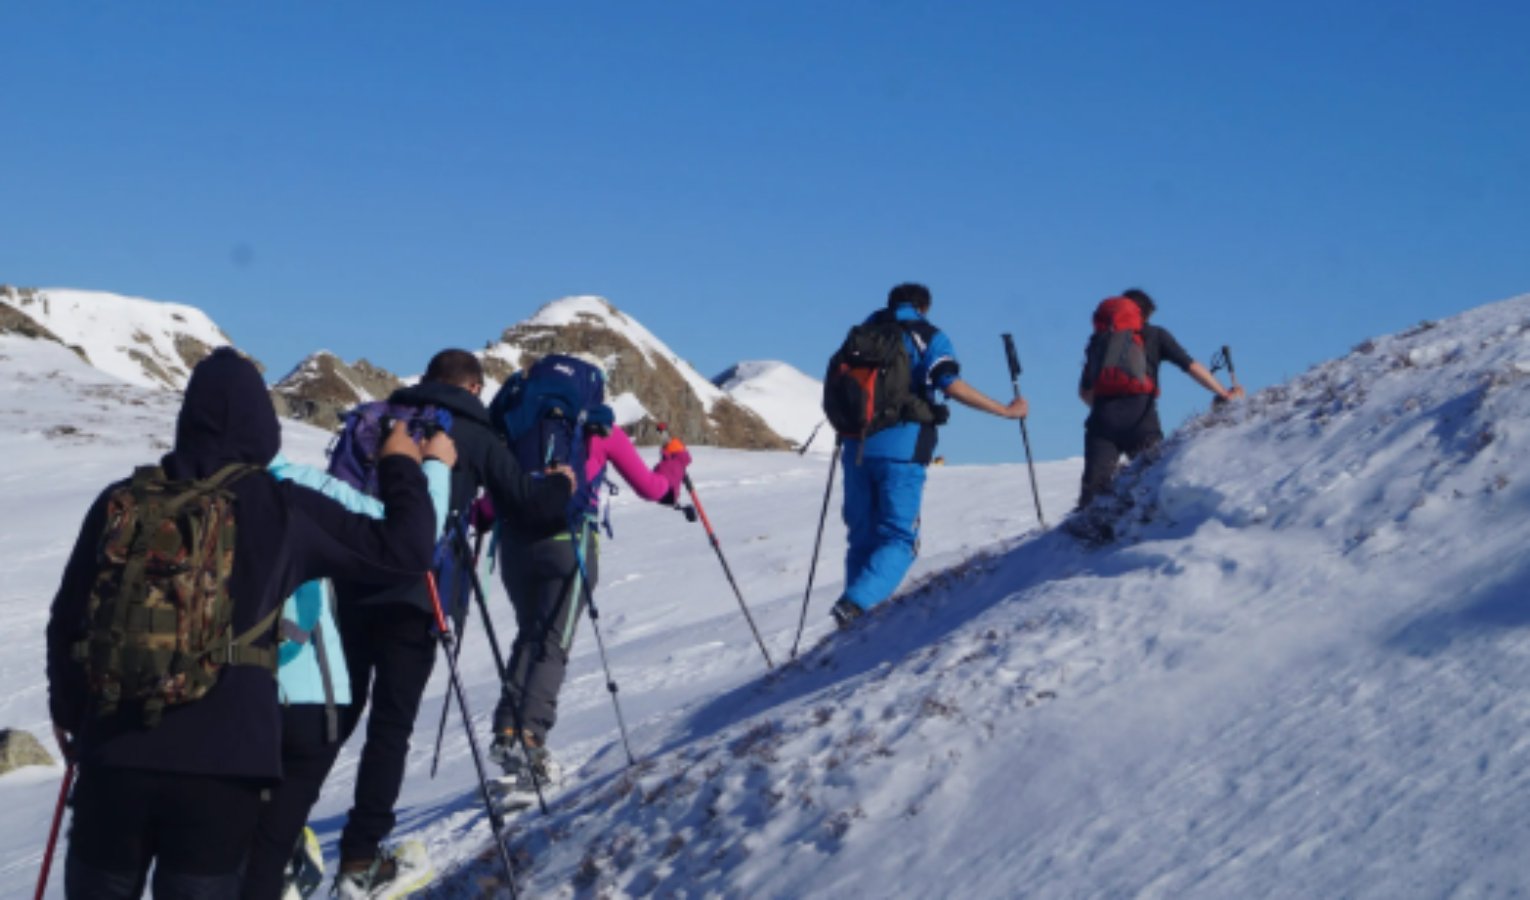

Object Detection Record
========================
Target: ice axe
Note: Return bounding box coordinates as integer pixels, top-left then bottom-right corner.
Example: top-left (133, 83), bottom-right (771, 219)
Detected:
top-left (1002, 334), bottom-right (1047, 529)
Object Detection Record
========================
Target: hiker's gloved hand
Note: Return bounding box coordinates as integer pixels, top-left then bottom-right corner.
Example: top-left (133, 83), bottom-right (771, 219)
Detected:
top-left (381, 421), bottom-right (423, 464)
top-left (655, 438), bottom-right (691, 502)
top-left (469, 494), bottom-right (496, 532)
top-left (546, 464), bottom-right (576, 494)
top-left (422, 431), bottom-right (457, 469)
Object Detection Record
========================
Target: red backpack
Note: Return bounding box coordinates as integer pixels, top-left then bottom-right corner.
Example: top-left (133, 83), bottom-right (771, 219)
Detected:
top-left (1084, 297), bottom-right (1157, 399)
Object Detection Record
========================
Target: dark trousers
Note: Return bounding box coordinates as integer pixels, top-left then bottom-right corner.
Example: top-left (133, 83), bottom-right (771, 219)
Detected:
top-left (1078, 424), bottom-right (1162, 508)
top-left (492, 533), bottom-right (599, 745)
top-left (64, 764), bottom-right (264, 900)
top-left (241, 705), bottom-right (344, 900)
top-left (335, 602), bottom-right (438, 865)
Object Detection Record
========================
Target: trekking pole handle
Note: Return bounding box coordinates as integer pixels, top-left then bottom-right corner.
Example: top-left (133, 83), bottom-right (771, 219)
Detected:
top-left (1221, 344), bottom-right (1239, 386)
top-left (1002, 333), bottom-right (1022, 380)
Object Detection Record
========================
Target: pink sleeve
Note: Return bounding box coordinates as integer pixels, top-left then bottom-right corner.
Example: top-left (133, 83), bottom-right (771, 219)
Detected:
top-left (590, 426), bottom-right (673, 502)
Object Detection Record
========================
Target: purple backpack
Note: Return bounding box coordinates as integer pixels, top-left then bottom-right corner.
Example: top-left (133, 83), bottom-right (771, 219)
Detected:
top-left (327, 401), bottom-right (453, 495)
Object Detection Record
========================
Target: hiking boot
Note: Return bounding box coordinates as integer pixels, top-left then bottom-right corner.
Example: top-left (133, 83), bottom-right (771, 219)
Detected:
top-left (333, 842), bottom-right (431, 900)
top-left (489, 731), bottom-right (561, 805)
top-left (831, 597), bottom-right (863, 629)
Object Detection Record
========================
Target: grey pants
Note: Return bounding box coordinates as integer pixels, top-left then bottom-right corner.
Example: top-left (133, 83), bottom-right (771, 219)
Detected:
top-left (493, 531), bottom-right (600, 744)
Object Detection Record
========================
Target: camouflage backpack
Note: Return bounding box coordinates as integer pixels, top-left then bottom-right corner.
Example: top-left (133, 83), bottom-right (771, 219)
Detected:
top-left (71, 462), bottom-right (279, 727)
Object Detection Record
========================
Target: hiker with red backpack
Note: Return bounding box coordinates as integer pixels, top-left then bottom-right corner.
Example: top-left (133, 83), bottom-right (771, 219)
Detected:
top-left (44, 347), bottom-right (437, 900)
top-left (325, 349), bottom-right (573, 898)
top-left (484, 352), bottom-right (691, 808)
top-left (1077, 288), bottom-right (1244, 508)
top-left (821, 283), bottom-right (1028, 627)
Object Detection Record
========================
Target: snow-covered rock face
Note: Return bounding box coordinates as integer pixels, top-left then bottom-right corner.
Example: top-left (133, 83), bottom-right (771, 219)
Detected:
top-left (714, 359), bottom-right (827, 451)
top-left (270, 351), bottom-right (404, 430)
top-left (0, 286), bottom-right (235, 390)
top-left (479, 296), bottom-right (790, 449)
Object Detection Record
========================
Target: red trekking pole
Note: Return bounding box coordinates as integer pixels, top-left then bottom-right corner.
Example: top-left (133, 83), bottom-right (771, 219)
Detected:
top-left (657, 425), bottom-right (774, 670)
top-left (425, 573), bottom-right (519, 897)
top-left (35, 762), bottom-right (74, 900)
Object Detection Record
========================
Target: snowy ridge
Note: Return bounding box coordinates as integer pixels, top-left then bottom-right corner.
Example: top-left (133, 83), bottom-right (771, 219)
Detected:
top-left (425, 292), bottom-right (1530, 898)
top-left (520, 296), bottom-right (727, 412)
top-left (0, 286), bottom-right (233, 390)
top-left (277, 349), bottom-right (382, 402)
top-left (714, 360), bottom-right (826, 450)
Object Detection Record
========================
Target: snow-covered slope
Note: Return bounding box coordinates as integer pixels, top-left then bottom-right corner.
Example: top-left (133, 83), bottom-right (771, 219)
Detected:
top-left (714, 360), bottom-right (826, 451)
top-left (8, 290), bottom-right (1530, 899)
top-left (423, 292), bottom-right (1530, 898)
top-left (0, 286), bottom-right (234, 390)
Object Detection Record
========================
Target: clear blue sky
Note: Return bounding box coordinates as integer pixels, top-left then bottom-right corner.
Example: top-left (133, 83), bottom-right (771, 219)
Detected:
top-left (3, 1), bottom-right (1526, 464)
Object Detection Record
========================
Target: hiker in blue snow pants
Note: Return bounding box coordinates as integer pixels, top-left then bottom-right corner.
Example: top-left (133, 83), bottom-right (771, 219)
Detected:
top-left (833, 283), bottom-right (1028, 623)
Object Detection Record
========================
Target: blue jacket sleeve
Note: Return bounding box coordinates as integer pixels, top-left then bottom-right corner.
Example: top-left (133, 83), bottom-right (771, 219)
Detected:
top-left (925, 329), bottom-right (960, 393)
top-left (270, 456), bottom-right (451, 539)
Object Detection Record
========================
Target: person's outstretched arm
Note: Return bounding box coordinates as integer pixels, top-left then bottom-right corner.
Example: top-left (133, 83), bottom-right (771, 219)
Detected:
top-left (1186, 362), bottom-right (1244, 402)
top-left (945, 379), bottom-right (1029, 419)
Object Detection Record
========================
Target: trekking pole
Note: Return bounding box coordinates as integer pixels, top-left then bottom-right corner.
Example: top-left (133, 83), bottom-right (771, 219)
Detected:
top-left (790, 436), bottom-right (842, 660)
top-left (1001, 334), bottom-right (1047, 529)
top-left (567, 521), bottom-right (638, 767)
top-left (454, 523), bottom-right (553, 815)
top-left (34, 762), bottom-right (73, 900)
top-left (797, 420), bottom-right (826, 456)
top-left (1210, 345), bottom-right (1239, 390)
top-left (425, 573), bottom-right (519, 896)
top-left (656, 425), bottom-right (775, 670)
top-left (430, 521), bottom-right (511, 779)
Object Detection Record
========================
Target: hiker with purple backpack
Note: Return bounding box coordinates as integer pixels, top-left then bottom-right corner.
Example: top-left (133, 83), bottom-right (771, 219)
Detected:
top-left (325, 349), bottom-right (573, 898)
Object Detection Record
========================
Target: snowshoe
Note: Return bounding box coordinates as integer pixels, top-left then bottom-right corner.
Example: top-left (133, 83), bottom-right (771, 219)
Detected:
top-left (333, 841), bottom-right (432, 900)
top-left (488, 732), bottom-right (560, 813)
top-left (281, 826), bottom-right (324, 899)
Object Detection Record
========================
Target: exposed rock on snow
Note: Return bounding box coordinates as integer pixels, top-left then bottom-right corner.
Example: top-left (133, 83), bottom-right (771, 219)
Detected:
top-left (0, 730), bottom-right (55, 774)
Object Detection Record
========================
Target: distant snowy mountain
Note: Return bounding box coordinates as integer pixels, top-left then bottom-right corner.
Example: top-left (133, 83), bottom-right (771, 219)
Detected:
top-left (0, 285), bottom-right (235, 390)
top-left (714, 360), bottom-right (827, 452)
top-left (270, 351), bottom-right (404, 430)
top-left (477, 296), bottom-right (790, 449)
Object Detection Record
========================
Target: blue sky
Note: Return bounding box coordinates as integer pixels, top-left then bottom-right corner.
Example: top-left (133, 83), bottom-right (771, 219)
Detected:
top-left (2, 1), bottom-right (1526, 464)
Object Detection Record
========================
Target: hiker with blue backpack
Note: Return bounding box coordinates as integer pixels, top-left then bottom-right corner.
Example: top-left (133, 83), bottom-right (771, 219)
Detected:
top-left (820, 283), bottom-right (1029, 627)
top-left (240, 435), bottom-right (456, 900)
top-left (45, 348), bottom-right (437, 900)
top-left (325, 349), bottom-right (573, 899)
top-left (485, 352), bottom-right (691, 805)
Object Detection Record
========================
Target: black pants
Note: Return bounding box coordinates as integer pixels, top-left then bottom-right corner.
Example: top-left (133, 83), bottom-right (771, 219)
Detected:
top-left (64, 764), bottom-right (264, 900)
top-left (492, 533), bottom-right (599, 745)
top-left (1078, 424), bottom-right (1162, 508)
top-left (335, 602), bottom-right (438, 865)
top-left (241, 705), bottom-right (344, 900)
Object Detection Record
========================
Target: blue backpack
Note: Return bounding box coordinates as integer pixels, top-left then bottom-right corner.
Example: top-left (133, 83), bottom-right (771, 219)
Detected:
top-left (488, 354), bottom-right (616, 527)
top-left (327, 401), bottom-right (453, 496)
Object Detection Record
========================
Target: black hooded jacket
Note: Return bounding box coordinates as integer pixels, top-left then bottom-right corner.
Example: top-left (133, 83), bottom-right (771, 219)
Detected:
top-left (337, 380), bottom-right (572, 611)
top-left (45, 348), bottom-right (436, 780)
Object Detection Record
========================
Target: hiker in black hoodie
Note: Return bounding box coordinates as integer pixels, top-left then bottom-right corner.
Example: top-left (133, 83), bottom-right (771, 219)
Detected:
top-left (329, 348), bottom-right (571, 896)
top-left (46, 347), bottom-right (435, 900)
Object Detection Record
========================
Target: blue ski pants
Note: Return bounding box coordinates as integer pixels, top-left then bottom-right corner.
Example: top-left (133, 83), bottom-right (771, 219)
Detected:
top-left (840, 452), bottom-right (926, 611)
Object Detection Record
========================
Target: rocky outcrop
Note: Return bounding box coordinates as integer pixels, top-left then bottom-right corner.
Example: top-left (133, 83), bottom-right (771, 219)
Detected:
top-left (0, 729), bottom-right (55, 774)
top-left (491, 298), bottom-right (790, 450)
top-left (271, 351), bottom-right (404, 430)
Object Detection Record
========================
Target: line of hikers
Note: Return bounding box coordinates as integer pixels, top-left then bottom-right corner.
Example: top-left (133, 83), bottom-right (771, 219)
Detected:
top-left (42, 283), bottom-right (1242, 899)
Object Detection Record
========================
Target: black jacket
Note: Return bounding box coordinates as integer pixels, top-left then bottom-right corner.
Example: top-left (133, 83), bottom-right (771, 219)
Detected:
top-left (339, 380), bottom-right (571, 610)
top-left (45, 348), bottom-right (436, 780)
top-left (1082, 324), bottom-right (1195, 437)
